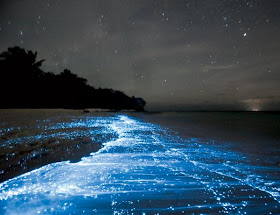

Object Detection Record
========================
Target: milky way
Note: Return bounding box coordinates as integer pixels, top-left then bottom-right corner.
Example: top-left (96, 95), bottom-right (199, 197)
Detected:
top-left (0, 0), bottom-right (279, 111)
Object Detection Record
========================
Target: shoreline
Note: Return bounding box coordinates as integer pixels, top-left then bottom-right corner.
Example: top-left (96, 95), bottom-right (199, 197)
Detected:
top-left (1, 112), bottom-right (279, 214)
top-left (0, 136), bottom-right (104, 183)
top-left (0, 110), bottom-right (118, 182)
top-left (1, 110), bottom-right (279, 182)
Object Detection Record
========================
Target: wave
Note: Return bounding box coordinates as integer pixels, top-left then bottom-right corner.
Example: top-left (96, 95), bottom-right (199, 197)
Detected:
top-left (0, 115), bottom-right (279, 214)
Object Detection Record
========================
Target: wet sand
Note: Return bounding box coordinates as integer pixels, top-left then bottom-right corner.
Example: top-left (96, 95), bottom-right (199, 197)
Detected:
top-left (0, 110), bottom-right (279, 214)
top-left (0, 109), bottom-right (117, 182)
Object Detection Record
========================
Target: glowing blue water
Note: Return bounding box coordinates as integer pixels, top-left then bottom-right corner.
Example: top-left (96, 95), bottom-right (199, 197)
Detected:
top-left (0, 115), bottom-right (279, 214)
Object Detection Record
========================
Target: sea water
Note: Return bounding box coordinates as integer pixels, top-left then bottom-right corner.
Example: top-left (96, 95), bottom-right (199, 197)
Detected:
top-left (0, 111), bottom-right (279, 214)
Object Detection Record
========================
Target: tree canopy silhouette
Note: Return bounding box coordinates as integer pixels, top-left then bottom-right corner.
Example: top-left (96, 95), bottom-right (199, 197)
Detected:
top-left (0, 46), bottom-right (146, 111)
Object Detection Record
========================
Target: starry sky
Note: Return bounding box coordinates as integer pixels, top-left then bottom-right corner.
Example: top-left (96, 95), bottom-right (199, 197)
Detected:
top-left (1, 0), bottom-right (280, 111)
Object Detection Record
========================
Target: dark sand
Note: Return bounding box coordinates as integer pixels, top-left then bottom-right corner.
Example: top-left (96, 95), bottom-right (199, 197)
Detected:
top-left (0, 110), bottom-right (280, 214)
top-left (0, 109), bottom-right (117, 182)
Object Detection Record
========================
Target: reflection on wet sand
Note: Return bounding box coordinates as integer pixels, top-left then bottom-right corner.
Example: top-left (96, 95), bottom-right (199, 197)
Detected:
top-left (0, 113), bottom-right (279, 214)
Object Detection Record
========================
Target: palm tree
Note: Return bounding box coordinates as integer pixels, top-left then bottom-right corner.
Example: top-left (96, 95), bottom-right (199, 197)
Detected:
top-left (0, 46), bottom-right (45, 79)
top-left (0, 46), bottom-right (45, 107)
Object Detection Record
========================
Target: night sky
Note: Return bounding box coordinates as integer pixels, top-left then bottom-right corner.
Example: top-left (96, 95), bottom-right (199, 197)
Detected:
top-left (1, 0), bottom-right (280, 111)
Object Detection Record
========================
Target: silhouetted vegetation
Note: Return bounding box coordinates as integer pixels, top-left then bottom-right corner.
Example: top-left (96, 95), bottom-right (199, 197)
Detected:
top-left (0, 46), bottom-right (146, 111)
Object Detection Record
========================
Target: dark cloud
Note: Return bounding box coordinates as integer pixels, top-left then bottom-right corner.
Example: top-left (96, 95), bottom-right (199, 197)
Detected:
top-left (1, 0), bottom-right (280, 110)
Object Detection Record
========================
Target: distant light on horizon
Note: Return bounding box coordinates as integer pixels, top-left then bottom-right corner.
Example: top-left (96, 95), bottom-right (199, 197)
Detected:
top-left (250, 104), bottom-right (261, 112)
top-left (242, 98), bottom-right (262, 112)
top-left (0, 0), bottom-right (280, 111)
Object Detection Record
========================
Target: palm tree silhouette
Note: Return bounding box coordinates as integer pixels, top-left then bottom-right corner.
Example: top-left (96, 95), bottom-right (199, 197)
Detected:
top-left (0, 46), bottom-right (45, 78)
top-left (0, 46), bottom-right (146, 111)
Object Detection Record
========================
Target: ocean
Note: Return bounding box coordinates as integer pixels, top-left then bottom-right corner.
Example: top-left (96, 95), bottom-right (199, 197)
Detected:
top-left (0, 110), bottom-right (279, 214)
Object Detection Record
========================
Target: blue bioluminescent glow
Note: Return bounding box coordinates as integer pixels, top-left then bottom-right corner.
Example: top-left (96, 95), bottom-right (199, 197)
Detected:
top-left (0, 115), bottom-right (279, 214)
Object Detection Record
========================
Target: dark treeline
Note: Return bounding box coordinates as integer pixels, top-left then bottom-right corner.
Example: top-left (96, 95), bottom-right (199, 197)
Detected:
top-left (0, 46), bottom-right (146, 111)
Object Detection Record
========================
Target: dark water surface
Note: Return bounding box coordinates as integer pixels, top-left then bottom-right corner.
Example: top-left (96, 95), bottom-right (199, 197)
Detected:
top-left (0, 110), bottom-right (279, 214)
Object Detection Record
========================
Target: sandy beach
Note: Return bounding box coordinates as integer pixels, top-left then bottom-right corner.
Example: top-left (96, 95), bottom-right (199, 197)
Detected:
top-left (0, 110), bottom-right (280, 214)
top-left (0, 109), bottom-right (117, 182)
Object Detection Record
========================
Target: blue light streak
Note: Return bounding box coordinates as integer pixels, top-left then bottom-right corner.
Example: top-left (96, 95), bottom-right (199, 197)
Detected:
top-left (0, 115), bottom-right (279, 214)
